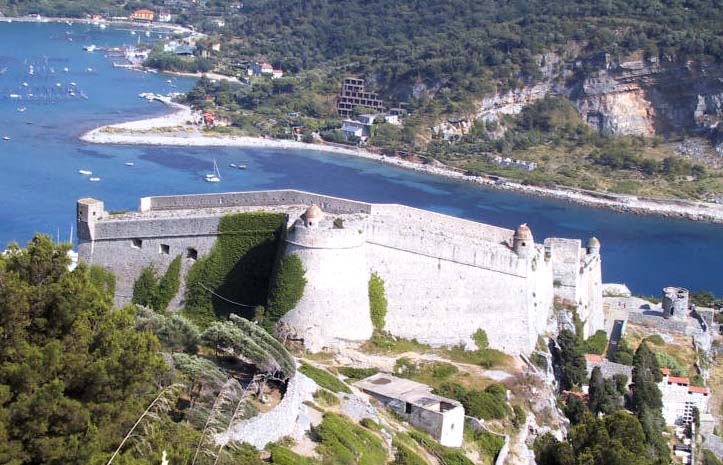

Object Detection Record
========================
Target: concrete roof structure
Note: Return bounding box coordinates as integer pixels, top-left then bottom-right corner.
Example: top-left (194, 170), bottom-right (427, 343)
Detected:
top-left (354, 373), bottom-right (461, 409)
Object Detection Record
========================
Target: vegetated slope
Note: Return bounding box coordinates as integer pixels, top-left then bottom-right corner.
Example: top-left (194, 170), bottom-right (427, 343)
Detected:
top-left (230, 0), bottom-right (723, 99)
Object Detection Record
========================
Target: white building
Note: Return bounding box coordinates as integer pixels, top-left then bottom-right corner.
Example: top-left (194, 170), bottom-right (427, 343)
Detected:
top-left (341, 120), bottom-right (370, 140)
top-left (272, 69), bottom-right (284, 79)
top-left (355, 373), bottom-right (465, 447)
top-left (658, 368), bottom-right (710, 426)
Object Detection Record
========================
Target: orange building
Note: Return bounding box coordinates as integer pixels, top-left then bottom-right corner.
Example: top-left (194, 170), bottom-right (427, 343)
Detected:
top-left (130, 9), bottom-right (155, 22)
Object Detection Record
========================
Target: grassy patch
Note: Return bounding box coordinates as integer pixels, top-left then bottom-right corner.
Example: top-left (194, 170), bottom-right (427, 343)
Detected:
top-left (269, 445), bottom-right (319, 465)
top-left (337, 366), bottom-right (380, 382)
top-left (361, 331), bottom-right (432, 354)
top-left (315, 413), bottom-right (387, 465)
top-left (409, 430), bottom-right (474, 465)
top-left (435, 382), bottom-right (510, 420)
top-left (441, 344), bottom-right (511, 369)
top-left (314, 388), bottom-right (340, 407)
top-left (300, 363), bottom-right (352, 394)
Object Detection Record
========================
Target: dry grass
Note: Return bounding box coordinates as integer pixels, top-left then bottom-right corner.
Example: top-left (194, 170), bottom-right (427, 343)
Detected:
top-left (624, 323), bottom-right (698, 377)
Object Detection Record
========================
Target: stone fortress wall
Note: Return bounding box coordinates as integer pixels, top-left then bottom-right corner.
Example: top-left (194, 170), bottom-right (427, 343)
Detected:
top-left (77, 189), bottom-right (604, 355)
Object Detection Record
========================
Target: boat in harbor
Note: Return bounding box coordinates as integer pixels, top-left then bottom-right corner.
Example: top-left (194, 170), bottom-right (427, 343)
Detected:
top-left (78, 169), bottom-right (92, 175)
top-left (204, 159), bottom-right (221, 182)
top-left (2, 136), bottom-right (10, 141)
top-left (17, 107), bottom-right (26, 113)
top-left (125, 162), bottom-right (135, 166)
top-left (88, 177), bottom-right (101, 182)
top-left (84, 45), bottom-right (97, 52)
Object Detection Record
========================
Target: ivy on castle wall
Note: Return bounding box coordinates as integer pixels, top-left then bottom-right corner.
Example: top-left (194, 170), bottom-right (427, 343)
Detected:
top-left (265, 253), bottom-right (306, 330)
top-left (368, 272), bottom-right (387, 331)
top-left (131, 254), bottom-right (182, 312)
top-left (184, 212), bottom-right (286, 327)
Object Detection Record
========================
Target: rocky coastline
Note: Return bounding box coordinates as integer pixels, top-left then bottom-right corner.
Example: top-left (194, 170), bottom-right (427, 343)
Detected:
top-left (80, 102), bottom-right (723, 224)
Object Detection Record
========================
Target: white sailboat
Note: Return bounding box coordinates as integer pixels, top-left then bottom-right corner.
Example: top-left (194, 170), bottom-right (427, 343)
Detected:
top-left (204, 159), bottom-right (221, 182)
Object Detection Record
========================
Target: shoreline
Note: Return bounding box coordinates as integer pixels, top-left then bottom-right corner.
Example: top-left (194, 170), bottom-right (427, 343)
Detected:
top-left (0, 15), bottom-right (194, 35)
top-left (80, 103), bottom-right (723, 224)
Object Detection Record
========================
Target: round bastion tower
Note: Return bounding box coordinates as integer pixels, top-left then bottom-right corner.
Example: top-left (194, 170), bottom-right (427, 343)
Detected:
top-left (279, 205), bottom-right (373, 352)
top-left (513, 223), bottom-right (535, 259)
top-left (586, 236), bottom-right (601, 255)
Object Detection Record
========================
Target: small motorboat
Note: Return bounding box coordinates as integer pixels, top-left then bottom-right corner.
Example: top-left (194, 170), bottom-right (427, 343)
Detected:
top-left (83, 45), bottom-right (97, 52)
top-left (78, 169), bottom-right (92, 175)
top-left (2, 136), bottom-right (10, 141)
top-left (88, 177), bottom-right (101, 182)
top-left (237, 164), bottom-right (248, 170)
top-left (125, 162), bottom-right (135, 166)
top-left (17, 107), bottom-right (26, 113)
top-left (63, 67), bottom-right (69, 72)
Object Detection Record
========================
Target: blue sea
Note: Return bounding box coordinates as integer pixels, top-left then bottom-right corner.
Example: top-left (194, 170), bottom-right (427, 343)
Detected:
top-left (0, 21), bottom-right (721, 296)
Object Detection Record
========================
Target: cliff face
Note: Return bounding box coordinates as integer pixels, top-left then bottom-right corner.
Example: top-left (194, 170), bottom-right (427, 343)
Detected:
top-left (470, 53), bottom-right (723, 138)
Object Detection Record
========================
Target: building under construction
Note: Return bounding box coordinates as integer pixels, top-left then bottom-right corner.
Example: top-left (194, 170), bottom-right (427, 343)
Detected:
top-left (337, 78), bottom-right (384, 117)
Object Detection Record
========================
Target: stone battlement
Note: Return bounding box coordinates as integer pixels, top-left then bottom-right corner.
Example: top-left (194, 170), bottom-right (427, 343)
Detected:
top-left (77, 190), bottom-right (604, 354)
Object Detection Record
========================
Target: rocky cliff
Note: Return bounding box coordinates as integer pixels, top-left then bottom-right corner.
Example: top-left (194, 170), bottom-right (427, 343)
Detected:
top-left (449, 52), bottom-right (723, 140)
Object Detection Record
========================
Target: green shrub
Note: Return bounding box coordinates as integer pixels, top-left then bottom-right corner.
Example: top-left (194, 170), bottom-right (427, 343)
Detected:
top-left (316, 413), bottom-right (387, 465)
top-left (435, 382), bottom-right (509, 420)
top-left (655, 352), bottom-right (685, 376)
top-left (360, 417), bottom-right (380, 431)
top-left (155, 255), bottom-right (182, 311)
top-left (392, 439), bottom-right (428, 465)
top-left (185, 212), bottom-right (286, 326)
top-left (430, 362), bottom-right (458, 379)
top-left (314, 388), bottom-right (340, 407)
top-left (88, 264), bottom-right (116, 302)
top-left (266, 253), bottom-right (307, 328)
top-left (368, 273), bottom-right (388, 331)
top-left (409, 430), bottom-right (474, 465)
top-left (269, 445), bottom-right (319, 465)
top-left (443, 344), bottom-right (509, 368)
top-left (646, 335), bottom-right (665, 346)
top-left (299, 363), bottom-right (352, 393)
top-left (512, 404), bottom-right (527, 429)
top-left (474, 430), bottom-right (505, 462)
top-left (131, 256), bottom-right (183, 312)
top-left (132, 264), bottom-right (159, 308)
top-left (584, 330), bottom-right (608, 355)
top-left (338, 367), bottom-right (379, 381)
top-left (472, 329), bottom-right (489, 350)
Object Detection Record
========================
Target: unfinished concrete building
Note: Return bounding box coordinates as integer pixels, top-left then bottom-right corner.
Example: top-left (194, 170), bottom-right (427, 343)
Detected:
top-left (354, 373), bottom-right (465, 447)
top-left (337, 77), bottom-right (384, 117)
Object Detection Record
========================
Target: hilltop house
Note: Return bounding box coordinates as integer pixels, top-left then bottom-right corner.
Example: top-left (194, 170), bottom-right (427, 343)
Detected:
top-left (130, 9), bottom-right (155, 22)
top-left (658, 368), bottom-right (710, 426)
top-left (247, 62), bottom-right (274, 77)
top-left (355, 373), bottom-right (464, 447)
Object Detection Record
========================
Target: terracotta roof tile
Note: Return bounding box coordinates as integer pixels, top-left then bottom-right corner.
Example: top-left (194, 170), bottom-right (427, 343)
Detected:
top-left (668, 376), bottom-right (690, 385)
top-left (689, 386), bottom-right (709, 394)
top-left (585, 354), bottom-right (603, 363)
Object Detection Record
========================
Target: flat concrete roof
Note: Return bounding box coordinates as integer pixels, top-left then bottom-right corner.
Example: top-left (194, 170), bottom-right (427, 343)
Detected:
top-left (354, 373), bottom-right (462, 409)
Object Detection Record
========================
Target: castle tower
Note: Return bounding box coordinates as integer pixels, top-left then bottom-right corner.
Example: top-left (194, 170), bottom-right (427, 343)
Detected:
top-left (662, 287), bottom-right (689, 320)
top-left (513, 224), bottom-right (534, 259)
top-left (77, 198), bottom-right (105, 242)
top-left (586, 236), bottom-right (601, 255)
top-left (279, 205), bottom-right (373, 351)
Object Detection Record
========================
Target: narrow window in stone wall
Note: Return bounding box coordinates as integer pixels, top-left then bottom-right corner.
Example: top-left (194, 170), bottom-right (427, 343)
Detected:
top-left (131, 238), bottom-right (143, 249)
top-left (160, 244), bottom-right (170, 255)
top-left (405, 402), bottom-right (413, 414)
top-left (186, 247), bottom-right (198, 260)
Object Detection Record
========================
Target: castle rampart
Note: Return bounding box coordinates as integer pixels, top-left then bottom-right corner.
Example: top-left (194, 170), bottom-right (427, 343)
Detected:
top-left (77, 189), bottom-right (603, 355)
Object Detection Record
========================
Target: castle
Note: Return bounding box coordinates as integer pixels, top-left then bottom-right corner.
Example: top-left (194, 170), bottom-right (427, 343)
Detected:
top-left (77, 190), bottom-right (604, 355)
